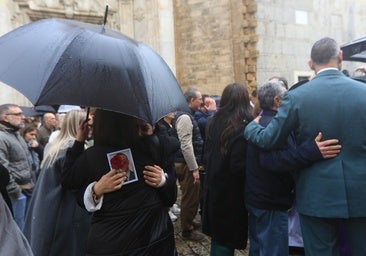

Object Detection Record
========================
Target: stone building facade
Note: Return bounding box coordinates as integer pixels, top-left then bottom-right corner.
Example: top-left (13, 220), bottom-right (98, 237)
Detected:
top-left (0, 0), bottom-right (365, 105)
top-left (255, 0), bottom-right (366, 87)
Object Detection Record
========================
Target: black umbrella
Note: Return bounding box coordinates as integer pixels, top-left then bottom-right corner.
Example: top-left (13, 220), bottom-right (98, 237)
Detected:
top-left (341, 36), bottom-right (366, 62)
top-left (20, 105), bottom-right (57, 117)
top-left (351, 75), bottom-right (366, 83)
top-left (0, 18), bottom-right (188, 124)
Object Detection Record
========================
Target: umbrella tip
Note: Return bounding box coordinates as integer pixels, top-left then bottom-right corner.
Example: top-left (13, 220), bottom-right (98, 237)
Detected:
top-left (103, 5), bottom-right (109, 27)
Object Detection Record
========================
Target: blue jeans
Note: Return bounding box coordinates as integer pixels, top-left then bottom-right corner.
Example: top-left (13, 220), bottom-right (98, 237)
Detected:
top-left (11, 193), bottom-right (27, 230)
top-left (246, 204), bottom-right (288, 256)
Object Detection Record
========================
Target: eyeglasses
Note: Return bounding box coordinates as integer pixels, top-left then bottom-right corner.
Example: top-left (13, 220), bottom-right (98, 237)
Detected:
top-left (6, 112), bottom-right (24, 116)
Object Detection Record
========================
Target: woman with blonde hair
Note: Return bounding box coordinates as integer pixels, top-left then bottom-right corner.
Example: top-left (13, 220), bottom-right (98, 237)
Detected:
top-left (23, 110), bottom-right (92, 256)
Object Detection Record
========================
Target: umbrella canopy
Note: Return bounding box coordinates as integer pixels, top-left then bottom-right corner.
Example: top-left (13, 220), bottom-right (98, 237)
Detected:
top-left (20, 105), bottom-right (56, 117)
top-left (341, 36), bottom-right (366, 62)
top-left (0, 18), bottom-right (188, 123)
top-left (351, 75), bottom-right (366, 83)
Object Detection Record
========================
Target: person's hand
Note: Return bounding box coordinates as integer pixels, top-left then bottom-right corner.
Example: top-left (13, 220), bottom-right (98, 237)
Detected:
top-left (205, 98), bottom-right (217, 111)
top-left (93, 169), bottom-right (126, 199)
top-left (355, 66), bottom-right (366, 74)
top-left (76, 119), bottom-right (90, 142)
top-left (87, 116), bottom-right (94, 140)
top-left (315, 132), bottom-right (341, 159)
top-left (192, 169), bottom-right (200, 184)
top-left (253, 115), bottom-right (262, 124)
top-left (143, 165), bottom-right (163, 187)
top-left (29, 139), bottom-right (39, 148)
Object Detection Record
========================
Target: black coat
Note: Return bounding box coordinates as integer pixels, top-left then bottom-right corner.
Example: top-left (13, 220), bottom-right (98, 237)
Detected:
top-left (0, 163), bottom-right (12, 214)
top-left (23, 148), bottom-right (92, 256)
top-left (202, 122), bottom-right (248, 249)
top-left (61, 134), bottom-right (179, 256)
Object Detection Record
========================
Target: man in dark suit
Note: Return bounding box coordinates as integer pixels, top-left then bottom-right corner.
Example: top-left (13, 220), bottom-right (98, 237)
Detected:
top-left (244, 37), bottom-right (366, 255)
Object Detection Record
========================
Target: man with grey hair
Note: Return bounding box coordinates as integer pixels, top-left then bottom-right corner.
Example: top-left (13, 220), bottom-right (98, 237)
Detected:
top-left (245, 37), bottom-right (366, 255)
top-left (37, 112), bottom-right (57, 147)
top-left (0, 104), bottom-right (33, 230)
top-left (245, 80), bottom-right (340, 256)
top-left (172, 88), bottom-right (205, 242)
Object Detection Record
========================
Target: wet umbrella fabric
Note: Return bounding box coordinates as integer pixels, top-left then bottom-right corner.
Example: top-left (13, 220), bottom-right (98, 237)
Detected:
top-left (20, 105), bottom-right (56, 117)
top-left (0, 18), bottom-right (188, 124)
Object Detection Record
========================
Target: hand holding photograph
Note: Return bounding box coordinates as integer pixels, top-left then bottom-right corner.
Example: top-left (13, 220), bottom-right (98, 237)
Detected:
top-left (107, 148), bottom-right (138, 184)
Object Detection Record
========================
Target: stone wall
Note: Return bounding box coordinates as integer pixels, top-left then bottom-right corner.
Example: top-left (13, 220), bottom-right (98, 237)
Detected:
top-left (255, 0), bottom-right (366, 88)
top-left (173, 0), bottom-right (257, 95)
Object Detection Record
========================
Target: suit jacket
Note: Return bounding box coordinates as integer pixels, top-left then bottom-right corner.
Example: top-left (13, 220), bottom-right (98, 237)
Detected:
top-left (244, 69), bottom-right (366, 218)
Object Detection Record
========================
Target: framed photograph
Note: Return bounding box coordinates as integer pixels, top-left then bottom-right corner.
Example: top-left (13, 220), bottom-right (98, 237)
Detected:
top-left (107, 148), bottom-right (138, 185)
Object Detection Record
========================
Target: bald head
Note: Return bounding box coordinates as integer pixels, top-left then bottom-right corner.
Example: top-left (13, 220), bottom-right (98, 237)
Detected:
top-left (43, 113), bottom-right (57, 129)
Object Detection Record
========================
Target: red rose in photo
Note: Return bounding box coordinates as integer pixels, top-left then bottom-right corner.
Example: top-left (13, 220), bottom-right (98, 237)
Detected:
top-left (110, 153), bottom-right (129, 171)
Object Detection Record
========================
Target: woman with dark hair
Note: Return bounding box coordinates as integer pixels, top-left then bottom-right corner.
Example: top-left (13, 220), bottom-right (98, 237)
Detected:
top-left (61, 109), bottom-right (179, 256)
top-left (19, 124), bottom-right (43, 182)
top-left (202, 83), bottom-right (253, 255)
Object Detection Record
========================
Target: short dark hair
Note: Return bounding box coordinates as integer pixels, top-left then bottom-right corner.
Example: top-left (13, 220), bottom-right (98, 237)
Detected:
top-left (201, 94), bottom-right (210, 107)
top-left (20, 124), bottom-right (38, 138)
top-left (311, 37), bottom-right (339, 65)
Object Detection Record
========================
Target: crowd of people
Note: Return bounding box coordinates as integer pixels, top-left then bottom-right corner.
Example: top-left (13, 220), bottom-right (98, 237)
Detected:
top-left (0, 36), bottom-right (365, 256)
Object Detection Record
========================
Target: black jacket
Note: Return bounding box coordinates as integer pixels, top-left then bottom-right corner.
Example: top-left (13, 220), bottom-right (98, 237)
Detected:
top-left (245, 109), bottom-right (322, 210)
top-left (0, 163), bottom-right (12, 214)
top-left (202, 121), bottom-right (248, 249)
top-left (61, 133), bottom-right (179, 256)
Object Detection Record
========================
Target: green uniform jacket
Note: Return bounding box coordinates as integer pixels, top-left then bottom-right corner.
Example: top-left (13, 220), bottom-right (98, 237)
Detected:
top-left (244, 69), bottom-right (366, 218)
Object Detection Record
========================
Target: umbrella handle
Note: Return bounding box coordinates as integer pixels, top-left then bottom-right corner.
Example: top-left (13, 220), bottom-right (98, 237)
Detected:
top-left (103, 5), bottom-right (109, 26)
top-left (86, 107), bottom-right (90, 122)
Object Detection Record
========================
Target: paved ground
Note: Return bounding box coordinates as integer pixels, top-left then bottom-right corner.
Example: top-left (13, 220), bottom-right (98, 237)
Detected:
top-left (173, 213), bottom-right (249, 256)
top-left (173, 189), bottom-right (249, 256)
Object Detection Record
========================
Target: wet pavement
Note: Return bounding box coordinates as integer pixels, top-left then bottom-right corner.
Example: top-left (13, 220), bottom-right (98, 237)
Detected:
top-left (173, 214), bottom-right (249, 256)
top-left (173, 190), bottom-right (249, 256)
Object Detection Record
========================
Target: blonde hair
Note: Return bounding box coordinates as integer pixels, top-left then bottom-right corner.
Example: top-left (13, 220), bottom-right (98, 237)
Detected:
top-left (41, 110), bottom-right (86, 169)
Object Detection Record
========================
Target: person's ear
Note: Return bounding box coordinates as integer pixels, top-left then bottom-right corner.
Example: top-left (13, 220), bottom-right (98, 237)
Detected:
top-left (1, 114), bottom-right (9, 122)
top-left (338, 50), bottom-right (343, 62)
top-left (308, 60), bottom-right (314, 70)
top-left (337, 50), bottom-right (343, 70)
top-left (188, 98), bottom-right (195, 107)
top-left (273, 96), bottom-right (279, 107)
